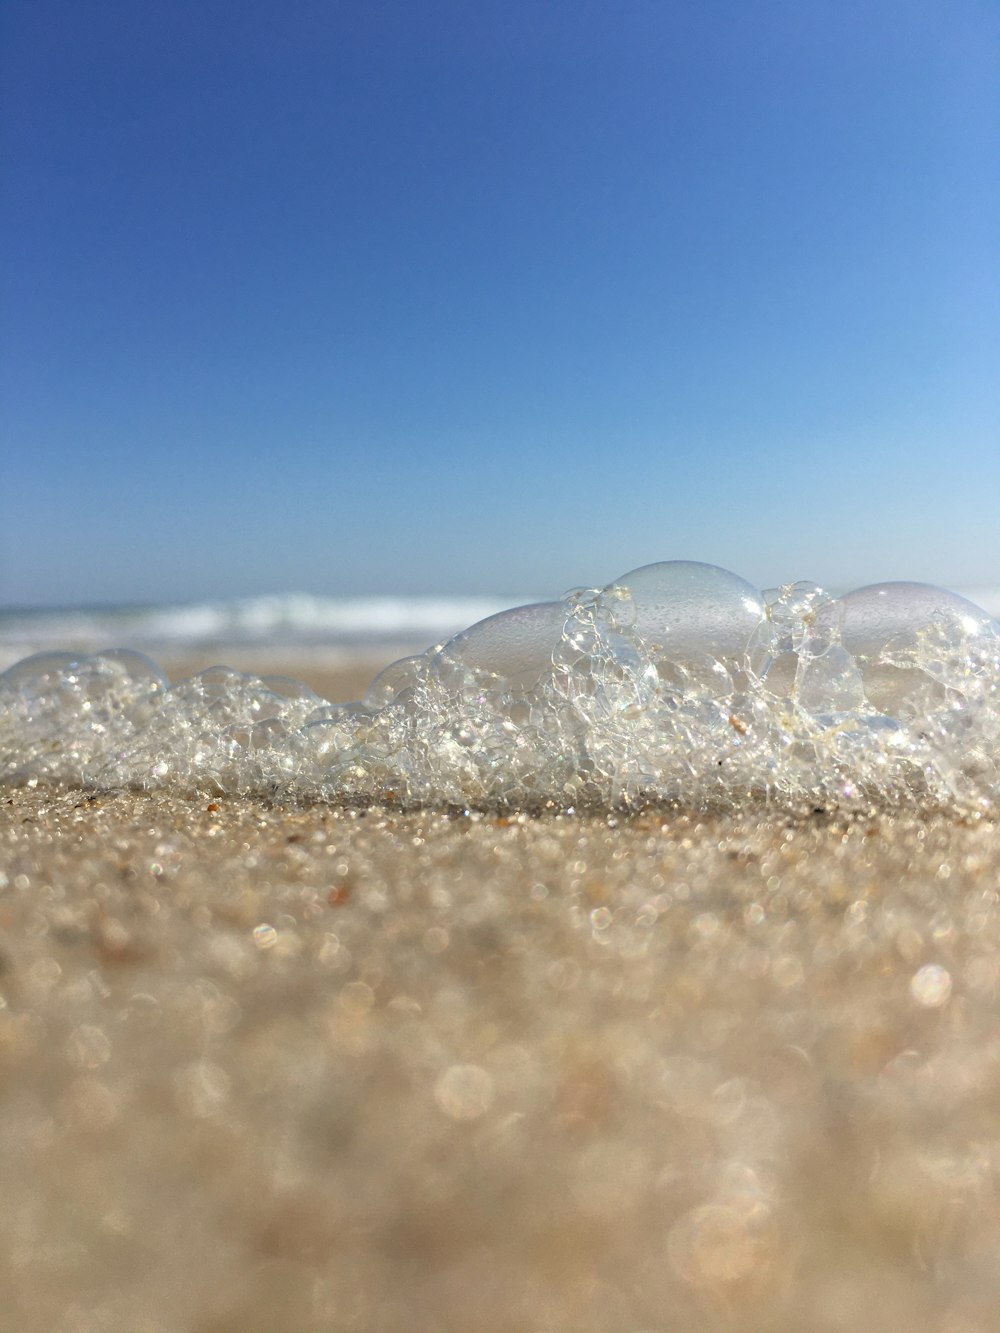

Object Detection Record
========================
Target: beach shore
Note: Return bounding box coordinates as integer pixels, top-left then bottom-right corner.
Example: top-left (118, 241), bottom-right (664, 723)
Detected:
top-left (2, 779), bottom-right (1000, 1331)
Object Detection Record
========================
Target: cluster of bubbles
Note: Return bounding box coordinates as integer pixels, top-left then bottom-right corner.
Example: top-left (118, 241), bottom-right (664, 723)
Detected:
top-left (2, 562), bottom-right (999, 814)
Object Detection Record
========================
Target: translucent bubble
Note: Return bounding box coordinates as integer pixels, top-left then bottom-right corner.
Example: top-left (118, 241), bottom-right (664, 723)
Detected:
top-left (259, 675), bottom-right (321, 703)
top-left (608, 561), bottom-right (765, 663)
top-left (432, 601), bottom-right (567, 690)
top-left (794, 644), bottom-right (866, 716)
top-left (0, 651), bottom-right (88, 694)
top-left (0, 648), bottom-right (167, 698)
top-left (91, 648), bottom-right (170, 690)
top-left (814, 583), bottom-right (1000, 715)
top-left (819, 583), bottom-right (999, 659)
top-left (0, 650), bottom-right (171, 784)
top-left (747, 583), bottom-right (833, 698)
top-left (363, 654), bottom-right (429, 708)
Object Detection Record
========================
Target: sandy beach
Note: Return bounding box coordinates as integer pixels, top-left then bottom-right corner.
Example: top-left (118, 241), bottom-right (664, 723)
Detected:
top-left (2, 762), bottom-right (1000, 1331)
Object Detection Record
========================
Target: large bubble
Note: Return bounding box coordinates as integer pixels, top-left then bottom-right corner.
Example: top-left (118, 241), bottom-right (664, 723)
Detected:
top-left (609, 561), bottom-right (765, 663)
top-left (816, 582), bottom-right (998, 660)
top-left (814, 583), bottom-right (1000, 714)
top-left (431, 601), bottom-right (568, 692)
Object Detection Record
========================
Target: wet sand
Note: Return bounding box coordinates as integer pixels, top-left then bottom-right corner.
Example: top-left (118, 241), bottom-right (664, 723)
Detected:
top-left (2, 775), bottom-right (1000, 1331)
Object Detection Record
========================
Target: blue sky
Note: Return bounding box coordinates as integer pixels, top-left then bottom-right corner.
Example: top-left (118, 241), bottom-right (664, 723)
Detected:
top-left (2, 0), bottom-right (998, 606)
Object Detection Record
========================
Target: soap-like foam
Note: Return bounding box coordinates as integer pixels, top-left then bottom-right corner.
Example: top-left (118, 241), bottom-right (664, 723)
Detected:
top-left (2, 562), bottom-right (998, 814)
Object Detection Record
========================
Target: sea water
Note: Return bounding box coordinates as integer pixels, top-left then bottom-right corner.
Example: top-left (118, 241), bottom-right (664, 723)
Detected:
top-left (2, 562), bottom-right (999, 814)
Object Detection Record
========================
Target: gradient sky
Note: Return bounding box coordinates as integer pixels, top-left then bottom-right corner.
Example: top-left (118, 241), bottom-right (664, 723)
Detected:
top-left (2, 0), bottom-right (998, 607)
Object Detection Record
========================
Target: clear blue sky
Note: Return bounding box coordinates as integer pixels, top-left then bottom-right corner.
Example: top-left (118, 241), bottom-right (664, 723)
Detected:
top-left (2, 0), bottom-right (998, 607)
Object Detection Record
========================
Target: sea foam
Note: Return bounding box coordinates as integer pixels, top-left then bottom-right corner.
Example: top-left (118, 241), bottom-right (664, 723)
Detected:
top-left (2, 562), bottom-right (999, 814)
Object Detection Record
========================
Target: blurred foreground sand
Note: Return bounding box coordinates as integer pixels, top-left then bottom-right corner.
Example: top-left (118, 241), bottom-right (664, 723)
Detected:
top-left (3, 777), bottom-right (1000, 1331)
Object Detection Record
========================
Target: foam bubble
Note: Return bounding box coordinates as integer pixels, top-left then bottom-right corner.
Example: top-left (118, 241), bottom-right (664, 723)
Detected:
top-left (432, 601), bottom-right (568, 691)
top-left (608, 560), bottom-right (765, 663)
top-left (2, 563), bottom-right (999, 814)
